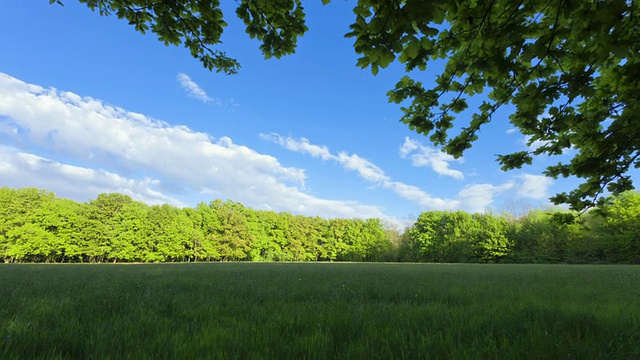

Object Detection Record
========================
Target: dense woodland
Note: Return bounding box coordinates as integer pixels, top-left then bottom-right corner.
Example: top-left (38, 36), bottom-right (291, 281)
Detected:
top-left (1, 187), bottom-right (638, 264)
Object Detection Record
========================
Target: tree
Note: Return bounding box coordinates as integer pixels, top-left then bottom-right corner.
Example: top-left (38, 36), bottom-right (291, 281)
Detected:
top-left (207, 200), bottom-right (253, 261)
top-left (323, 219), bottom-right (351, 261)
top-left (0, 188), bottom-right (59, 262)
top-left (56, 0), bottom-right (308, 75)
top-left (195, 202), bottom-right (222, 260)
top-left (55, 0), bottom-right (640, 211)
top-left (142, 204), bottom-right (188, 262)
top-left (407, 210), bottom-right (477, 263)
top-left (364, 0), bottom-right (640, 212)
top-left (588, 191), bottom-right (640, 263)
top-left (110, 200), bottom-right (149, 262)
top-left (470, 213), bottom-right (512, 263)
top-left (361, 218), bottom-right (394, 262)
top-left (177, 207), bottom-right (207, 262)
top-left (509, 209), bottom-right (584, 263)
top-left (281, 213), bottom-right (311, 261)
top-left (79, 193), bottom-right (134, 262)
top-left (294, 215), bottom-right (327, 261)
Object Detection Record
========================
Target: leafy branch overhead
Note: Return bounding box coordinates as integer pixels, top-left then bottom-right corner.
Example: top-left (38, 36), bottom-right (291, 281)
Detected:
top-left (53, 0), bottom-right (640, 211)
top-left (54, 0), bottom-right (308, 74)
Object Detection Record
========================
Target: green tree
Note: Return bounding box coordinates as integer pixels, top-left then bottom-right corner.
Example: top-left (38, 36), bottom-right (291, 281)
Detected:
top-left (0, 188), bottom-right (58, 262)
top-left (54, 0), bottom-right (640, 211)
top-left (142, 204), bottom-right (187, 262)
top-left (79, 193), bottom-right (134, 262)
top-left (178, 207), bottom-right (207, 262)
top-left (259, 211), bottom-right (292, 261)
top-left (589, 191), bottom-right (640, 263)
top-left (27, 197), bottom-right (85, 262)
top-left (361, 218), bottom-right (394, 262)
top-left (335, 219), bottom-right (366, 262)
top-left (109, 200), bottom-right (149, 262)
top-left (5, 223), bottom-right (55, 262)
top-left (323, 219), bottom-right (351, 261)
top-left (510, 209), bottom-right (584, 263)
top-left (354, 0), bottom-right (640, 211)
top-left (0, 189), bottom-right (84, 262)
top-left (470, 213), bottom-right (512, 263)
top-left (281, 213), bottom-right (309, 261)
top-left (48, 198), bottom-right (85, 262)
top-left (407, 210), bottom-right (478, 263)
top-left (207, 200), bottom-right (253, 261)
top-left (195, 202), bottom-right (222, 261)
top-left (294, 215), bottom-right (327, 261)
top-left (57, 0), bottom-right (308, 74)
top-left (245, 210), bottom-right (276, 261)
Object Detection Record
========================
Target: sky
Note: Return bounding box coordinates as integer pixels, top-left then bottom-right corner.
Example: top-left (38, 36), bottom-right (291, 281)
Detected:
top-left (0, 1), bottom-right (580, 227)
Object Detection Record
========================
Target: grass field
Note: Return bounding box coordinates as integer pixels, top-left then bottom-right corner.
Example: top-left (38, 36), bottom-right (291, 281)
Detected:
top-left (0, 263), bottom-right (639, 359)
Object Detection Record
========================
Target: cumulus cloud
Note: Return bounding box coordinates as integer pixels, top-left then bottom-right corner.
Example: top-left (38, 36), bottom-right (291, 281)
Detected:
top-left (0, 145), bottom-right (181, 205)
top-left (176, 73), bottom-right (219, 104)
top-left (0, 72), bottom-right (394, 221)
top-left (399, 137), bottom-right (464, 180)
top-left (387, 181), bottom-right (460, 210)
top-left (516, 174), bottom-right (553, 199)
top-left (0, 72), bottom-right (555, 222)
top-left (457, 182), bottom-right (515, 213)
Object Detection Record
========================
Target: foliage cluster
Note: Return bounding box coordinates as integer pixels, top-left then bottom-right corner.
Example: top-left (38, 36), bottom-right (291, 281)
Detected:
top-left (1, 187), bottom-right (639, 264)
top-left (1, 263), bottom-right (639, 359)
top-left (0, 187), bottom-right (392, 263)
top-left (399, 191), bottom-right (640, 264)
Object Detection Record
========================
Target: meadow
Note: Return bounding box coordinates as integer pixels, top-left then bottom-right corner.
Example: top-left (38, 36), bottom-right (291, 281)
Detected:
top-left (0, 263), bottom-right (638, 359)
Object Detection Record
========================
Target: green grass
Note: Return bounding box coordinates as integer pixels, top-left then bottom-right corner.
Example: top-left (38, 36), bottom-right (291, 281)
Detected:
top-left (1, 263), bottom-right (639, 359)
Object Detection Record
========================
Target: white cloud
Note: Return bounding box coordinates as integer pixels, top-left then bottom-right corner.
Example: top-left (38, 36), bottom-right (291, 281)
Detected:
top-left (387, 181), bottom-right (460, 210)
top-left (399, 137), bottom-right (464, 180)
top-left (517, 174), bottom-right (553, 199)
top-left (263, 134), bottom-right (458, 208)
top-left (259, 133), bottom-right (334, 161)
top-left (0, 145), bottom-right (181, 206)
top-left (0, 72), bottom-right (548, 223)
top-left (336, 152), bottom-right (388, 184)
top-left (176, 73), bottom-right (219, 104)
top-left (457, 182), bottom-right (515, 213)
top-left (398, 137), bottom-right (418, 156)
top-left (0, 72), bottom-right (396, 221)
top-left (506, 128), bottom-right (518, 135)
top-left (262, 134), bottom-right (516, 212)
top-left (0, 73), bottom-right (305, 187)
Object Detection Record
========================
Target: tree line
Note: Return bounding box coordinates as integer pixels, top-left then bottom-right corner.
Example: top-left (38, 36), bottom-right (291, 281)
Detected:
top-left (0, 187), bottom-right (393, 263)
top-left (398, 191), bottom-right (640, 264)
top-left (1, 187), bottom-right (638, 264)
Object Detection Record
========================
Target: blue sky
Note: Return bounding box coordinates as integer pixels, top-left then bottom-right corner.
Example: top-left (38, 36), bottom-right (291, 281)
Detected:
top-left (0, 1), bottom-right (578, 226)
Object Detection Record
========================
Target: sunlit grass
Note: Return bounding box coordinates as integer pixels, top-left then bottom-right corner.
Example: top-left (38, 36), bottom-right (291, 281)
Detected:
top-left (1, 263), bottom-right (638, 359)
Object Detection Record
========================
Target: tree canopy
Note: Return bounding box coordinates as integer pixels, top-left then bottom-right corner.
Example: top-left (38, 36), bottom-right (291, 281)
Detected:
top-left (3, 186), bottom-right (639, 264)
top-left (53, 0), bottom-right (640, 211)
